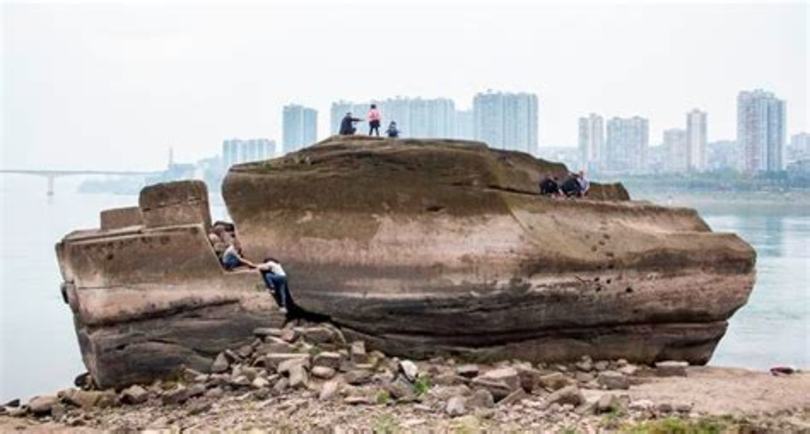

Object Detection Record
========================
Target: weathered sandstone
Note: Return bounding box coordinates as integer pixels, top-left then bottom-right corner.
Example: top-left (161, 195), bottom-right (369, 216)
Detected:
top-left (56, 135), bottom-right (756, 388)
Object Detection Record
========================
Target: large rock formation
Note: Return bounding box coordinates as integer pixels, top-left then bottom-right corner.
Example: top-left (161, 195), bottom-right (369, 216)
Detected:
top-left (57, 136), bottom-right (755, 388)
top-left (224, 136), bottom-right (755, 364)
top-left (56, 181), bottom-right (283, 388)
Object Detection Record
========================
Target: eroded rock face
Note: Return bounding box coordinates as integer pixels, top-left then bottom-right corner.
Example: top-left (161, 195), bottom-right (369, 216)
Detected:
top-left (57, 136), bottom-right (755, 388)
top-left (56, 180), bottom-right (283, 388)
top-left (223, 136), bottom-right (755, 365)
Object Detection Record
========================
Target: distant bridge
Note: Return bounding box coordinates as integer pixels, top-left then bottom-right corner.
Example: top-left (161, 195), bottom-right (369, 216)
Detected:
top-left (0, 169), bottom-right (162, 195)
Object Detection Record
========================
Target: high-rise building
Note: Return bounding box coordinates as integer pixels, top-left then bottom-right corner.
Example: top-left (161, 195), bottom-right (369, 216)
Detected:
top-left (737, 89), bottom-right (786, 173)
top-left (605, 116), bottom-right (649, 173)
top-left (578, 114), bottom-right (604, 171)
top-left (221, 138), bottom-right (276, 168)
top-left (455, 110), bottom-right (474, 140)
top-left (686, 109), bottom-right (707, 171)
top-left (706, 140), bottom-right (739, 171)
top-left (330, 97), bottom-right (455, 138)
top-left (787, 132), bottom-right (810, 163)
top-left (282, 104), bottom-right (318, 154)
top-left (473, 90), bottom-right (538, 154)
top-left (663, 128), bottom-right (688, 173)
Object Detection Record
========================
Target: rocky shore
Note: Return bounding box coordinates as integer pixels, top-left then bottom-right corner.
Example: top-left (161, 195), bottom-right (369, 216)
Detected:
top-left (3, 320), bottom-right (808, 433)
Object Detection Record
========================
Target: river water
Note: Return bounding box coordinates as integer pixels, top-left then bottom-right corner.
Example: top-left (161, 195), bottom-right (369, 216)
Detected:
top-left (1, 176), bottom-right (808, 401)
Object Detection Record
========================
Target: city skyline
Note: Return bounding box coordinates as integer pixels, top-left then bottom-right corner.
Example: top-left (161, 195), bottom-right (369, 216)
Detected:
top-left (3, 2), bottom-right (805, 170)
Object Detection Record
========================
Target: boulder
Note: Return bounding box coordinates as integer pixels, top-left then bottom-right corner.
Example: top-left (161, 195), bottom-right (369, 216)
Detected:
top-left (597, 371), bottom-right (630, 390)
top-left (27, 395), bottom-right (58, 416)
top-left (465, 389), bottom-right (495, 410)
top-left (313, 352), bottom-right (344, 370)
top-left (60, 389), bottom-right (115, 409)
top-left (539, 372), bottom-right (573, 391)
top-left (57, 138), bottom-right (756, 387)
top-left (446, 396), bottom-right (467, 417)
top-left (120, 385), bottom-right (148, 404)
top-left (399, 360), bottom-right (419, 382)
top-left (311, 366), bottom-right (336, 379)
top-left (345, 369), bottom-right (373, 385)
top-left (455, 364), bottom-right (480, 378)
top-left (655, 360), bottom-right (689, 377)
top-left (547, 386), bottom-right (585, 407)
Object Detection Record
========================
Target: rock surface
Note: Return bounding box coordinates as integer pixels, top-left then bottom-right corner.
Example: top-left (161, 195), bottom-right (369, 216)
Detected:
top-left (56, 136), bottom-right (756, 388)
top-left (223, 136), bottom-right (756, 364)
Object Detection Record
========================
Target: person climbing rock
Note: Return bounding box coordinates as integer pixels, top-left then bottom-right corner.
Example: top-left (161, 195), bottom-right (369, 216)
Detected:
top-left (255, 257), bottom-right (297, 315)
top-left (208, 224), bottom-right (234, 258)
top-left (367, 104), bottom-right (381, 136)
top-left (339, 112), bottom-right (363, 135)
top-left (221, 240), bottom-right (246, 270)
top-left (386, 121), bottom-right (400, 138)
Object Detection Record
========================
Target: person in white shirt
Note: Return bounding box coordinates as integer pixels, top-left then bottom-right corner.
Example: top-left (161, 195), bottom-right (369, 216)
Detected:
top-left (253, 257), bottom-right (294, 314)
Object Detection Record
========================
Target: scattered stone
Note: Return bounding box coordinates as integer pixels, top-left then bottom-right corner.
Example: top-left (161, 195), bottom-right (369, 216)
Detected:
top-left (655, 360), bottom-right (689, 377)
top-left (288, 364), bottom-right (309, 388)
top-left (455, 364), bottom-right (480, 378)
top-left (50, 403), bottom-right (66, 420)
top-left (576, 355), bottom-right (593, 372)
top-left (6, 406), bottom-right (27, 417)
top-left (28, 395), bottom-right (58, 415)
top-left (258, 338), bottom-right (296, 354)
top-left (264, 353), bottom-right (310, 370)
top-left (280, 327), bottom-right (298, 343)
top-left (345, 369), bottom-right (373, 385)
top-left (514, 365), bottom-right (543, 392)
top-left (319, 379), bottom-right (340, 401)
top-left (399, 360), bottom-right (419, 382)
top-left (273, 377), bottom-right (289, 394)
top-left (350, 341), bottom-right (369, 364)
top-left (344, 395), bottom-right (373, 405)
top-left (629, 399), bottom-right (654, 411)
top-left (205, 387), bottom-right (224, 398)
top-left (250, 377), bottom-right (270, 389)
top-left (385, 378), bottom-right (416, 401)
top-left (446, 396), bottom-right (467, 416)
top-left (187, 400), bottom-right (212, 415)
top-left (59, 389), bottom-right (114, 409)
top-left (297, 326), bottom-right (335, 344)
top-left (2, 398), bottom-right (20, 408)
top-left (657, 402), bottom-right (674, 413)
top-left (278, 357), bottom-right (310, 374)
top-left (313, 351), bottom-right (344, 370)
top-left (675, 402), bottom-right (693, 413)
top-left (547, 386), bottom-right (585, 407)
top-left (538, 372), bottom-right (572, 391)
top-left (162, 386), bottom-right (191, 405)
top-left (465, 388), bottom-right (495, 410)
top-left (211, 353), bottom-right (230, 373)
top-left (471, 367), bottom-right (520, 400)
top-left (236, 344), bottom-right (254, 358)
top-left (498, 388), bottom-right (528, 406)
top-left (311, 366), bottom-right (336, 379)
top-left (596, 394), bottom-right (622, 413)
top-left (597, 371), bottom-right (630, 390)
top-left (593, 360), bottom-right (610, 371)
top-left (254, 327), bottom-right (282, 338)
top-left (618, 364), bottom-right (638, 376)
top-left (120, 384), bottom-right (148, 404)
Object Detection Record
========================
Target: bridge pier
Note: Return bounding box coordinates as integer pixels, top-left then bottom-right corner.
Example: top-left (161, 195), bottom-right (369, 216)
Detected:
top-left (46, 175), bottom-right (55, 196)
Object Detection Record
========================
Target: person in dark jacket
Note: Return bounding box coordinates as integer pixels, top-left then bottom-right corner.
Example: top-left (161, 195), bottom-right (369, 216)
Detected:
top-left (386, 121), bottom-right (400, 138)
top-left (560, 173), bottom-right (585, 198)
top-left (539, 174), bottom-right (561, 196)
top-left (339, 112), bottom-right (363, 135)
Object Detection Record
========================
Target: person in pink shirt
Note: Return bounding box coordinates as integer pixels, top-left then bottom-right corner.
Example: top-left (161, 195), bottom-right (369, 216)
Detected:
top-left (367, 104), bottom-right (381, 136)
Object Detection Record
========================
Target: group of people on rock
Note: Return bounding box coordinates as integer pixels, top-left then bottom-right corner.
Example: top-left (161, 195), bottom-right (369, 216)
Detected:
top-left (339, 104), bottom-right (400, 138)
top-left (539, 171), bottom-right (590, 198)
top-left (208, 222), bottom-right (298, 317)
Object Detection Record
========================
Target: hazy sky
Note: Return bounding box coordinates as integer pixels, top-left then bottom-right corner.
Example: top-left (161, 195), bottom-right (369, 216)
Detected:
top-left (1, 0), bottom-right (807, 170)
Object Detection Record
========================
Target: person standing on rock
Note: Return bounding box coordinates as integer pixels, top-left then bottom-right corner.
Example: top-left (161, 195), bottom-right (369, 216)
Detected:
top-left (339, 112), bottom-right (363, 135)
top-left (367, 104), bottom-right (381, 136)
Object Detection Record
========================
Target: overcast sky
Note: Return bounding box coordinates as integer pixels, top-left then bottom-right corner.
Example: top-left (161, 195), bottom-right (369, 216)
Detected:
top-left (1, 0), bottom-right (807, 170)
